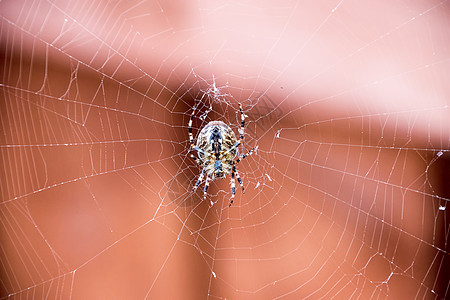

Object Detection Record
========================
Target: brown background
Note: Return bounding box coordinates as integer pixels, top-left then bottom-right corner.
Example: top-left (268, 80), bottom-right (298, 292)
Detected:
top-left (1, 0), bottom-right (449, 299)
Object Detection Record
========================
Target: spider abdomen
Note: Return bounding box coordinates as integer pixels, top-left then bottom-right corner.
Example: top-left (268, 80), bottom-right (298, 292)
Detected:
top-left (196, 121), bottom-right (237, 179)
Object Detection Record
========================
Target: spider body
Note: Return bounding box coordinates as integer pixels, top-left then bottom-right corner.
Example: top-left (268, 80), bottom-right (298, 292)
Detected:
top-left (196, 121), bottom-right (237, 180)
top-left (188, 104), bottom-right (255, 206)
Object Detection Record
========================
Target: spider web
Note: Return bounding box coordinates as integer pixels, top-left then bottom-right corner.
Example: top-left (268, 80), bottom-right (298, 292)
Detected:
top-left (1, 0), bottom-right (449, 299)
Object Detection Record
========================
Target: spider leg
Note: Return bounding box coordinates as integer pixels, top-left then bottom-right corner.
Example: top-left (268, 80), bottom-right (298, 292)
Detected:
top-left (236, 145), bottom-right (258, 164)
top-left (193, 146), bottom-right (205, 154)
top-left (193, 169), bottom-right (205, 191)
top-left (232, 165), bottom-right (245, 194)
top-left (188, 106), bottom-right (206, 166)
top-left (229, 171), bottom-right (236, 206)
top-left (203, 175), bottom-right (210, 196)
top-left (204, 174), bottom-right (212, 204)
top-left (223, 104), bottom-right (247, 155)
top-left (188, 106), bottom-right (196, 149)
top-left (238, 103), bottom-right (245, 140)
top-left (190, 153), bottom-right (203, 167)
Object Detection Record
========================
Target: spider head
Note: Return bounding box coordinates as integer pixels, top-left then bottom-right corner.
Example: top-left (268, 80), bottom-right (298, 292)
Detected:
top-left (214, 160), bottom-right (224, 178)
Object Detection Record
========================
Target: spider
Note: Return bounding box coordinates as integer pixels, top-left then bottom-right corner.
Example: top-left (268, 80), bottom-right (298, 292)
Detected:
top-left (188, 104), bottom-right (255, 206)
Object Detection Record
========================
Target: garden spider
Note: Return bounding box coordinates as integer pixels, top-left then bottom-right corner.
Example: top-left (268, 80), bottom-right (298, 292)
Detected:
top-left (188, 104), bottom-right (255, 206)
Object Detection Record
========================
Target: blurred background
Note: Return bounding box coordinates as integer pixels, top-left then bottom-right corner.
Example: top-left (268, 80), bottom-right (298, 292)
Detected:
top-left (1, 0), bottom-right (449, 299)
